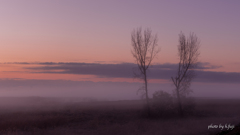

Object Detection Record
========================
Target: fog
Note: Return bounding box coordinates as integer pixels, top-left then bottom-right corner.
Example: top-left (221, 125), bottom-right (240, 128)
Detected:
top-left (0, 79), bottom-right (240, 135)
top-left (1, 79), bottom-right (240, 102)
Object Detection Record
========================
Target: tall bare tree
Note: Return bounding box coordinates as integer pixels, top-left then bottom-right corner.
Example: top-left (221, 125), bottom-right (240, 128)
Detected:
top-left (131, 27), bottom-right (159, 115)
top-left (171, 32), bottom-right (200, 116)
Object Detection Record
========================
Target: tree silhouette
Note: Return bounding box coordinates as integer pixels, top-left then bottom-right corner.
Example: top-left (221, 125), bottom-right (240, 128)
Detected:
top-left (131, 27), bottom-right (159, 115)
top-left (171, 32), bottom-right (200, 116)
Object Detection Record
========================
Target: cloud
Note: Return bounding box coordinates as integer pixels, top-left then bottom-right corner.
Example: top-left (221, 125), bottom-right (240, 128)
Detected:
top-left (25, 62), bottom-right (136, 78)
top-left (196, 62), bottom-right (223, 69)
top-left (195, 71), bottom-right (240, 83)
top-left (2, 62), bottom-right (239, 83)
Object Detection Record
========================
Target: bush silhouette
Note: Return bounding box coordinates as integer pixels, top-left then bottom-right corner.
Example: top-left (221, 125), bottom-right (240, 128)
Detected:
top-left (151, 90), bottom-right (175, 117)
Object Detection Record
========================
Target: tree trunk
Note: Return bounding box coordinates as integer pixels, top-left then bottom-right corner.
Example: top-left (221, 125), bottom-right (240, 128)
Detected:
top-left (144, 73), bottom-right (150, 116)
top-left (176, 87), bottom-right (183, 116)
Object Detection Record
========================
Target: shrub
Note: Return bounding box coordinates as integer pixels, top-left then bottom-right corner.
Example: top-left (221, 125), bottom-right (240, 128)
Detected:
top-left (151, 90), bottom-right (175, 117)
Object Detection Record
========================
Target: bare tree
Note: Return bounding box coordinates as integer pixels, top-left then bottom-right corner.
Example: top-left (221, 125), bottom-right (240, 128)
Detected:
top-left (171, 32), bottom-right (200, 116)
top-left (131, 27), bottom-right (159, 115)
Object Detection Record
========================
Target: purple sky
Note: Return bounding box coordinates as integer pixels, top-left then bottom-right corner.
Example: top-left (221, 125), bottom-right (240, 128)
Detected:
top-left (0, 0), bottom-right (239, 99)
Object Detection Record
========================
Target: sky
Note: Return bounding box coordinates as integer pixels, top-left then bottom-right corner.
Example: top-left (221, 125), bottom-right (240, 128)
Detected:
top-left (0, 0), bottom-right (239, 99)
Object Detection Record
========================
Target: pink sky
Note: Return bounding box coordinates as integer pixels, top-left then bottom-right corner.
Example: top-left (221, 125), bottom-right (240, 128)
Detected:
top-left (0, 0), bottom-right (239, 99)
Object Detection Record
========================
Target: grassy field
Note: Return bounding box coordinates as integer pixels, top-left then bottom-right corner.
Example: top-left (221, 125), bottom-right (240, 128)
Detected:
top-left (0, 97), bottom-right (239, 135)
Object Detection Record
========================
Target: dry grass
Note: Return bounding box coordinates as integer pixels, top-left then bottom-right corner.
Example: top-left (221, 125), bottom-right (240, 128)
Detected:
top-left (0, 97), bottom-right (239, 135)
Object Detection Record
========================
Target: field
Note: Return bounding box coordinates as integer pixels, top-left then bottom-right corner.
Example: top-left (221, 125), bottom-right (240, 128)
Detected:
top-left (0, 97), bottom-right (239, 135)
